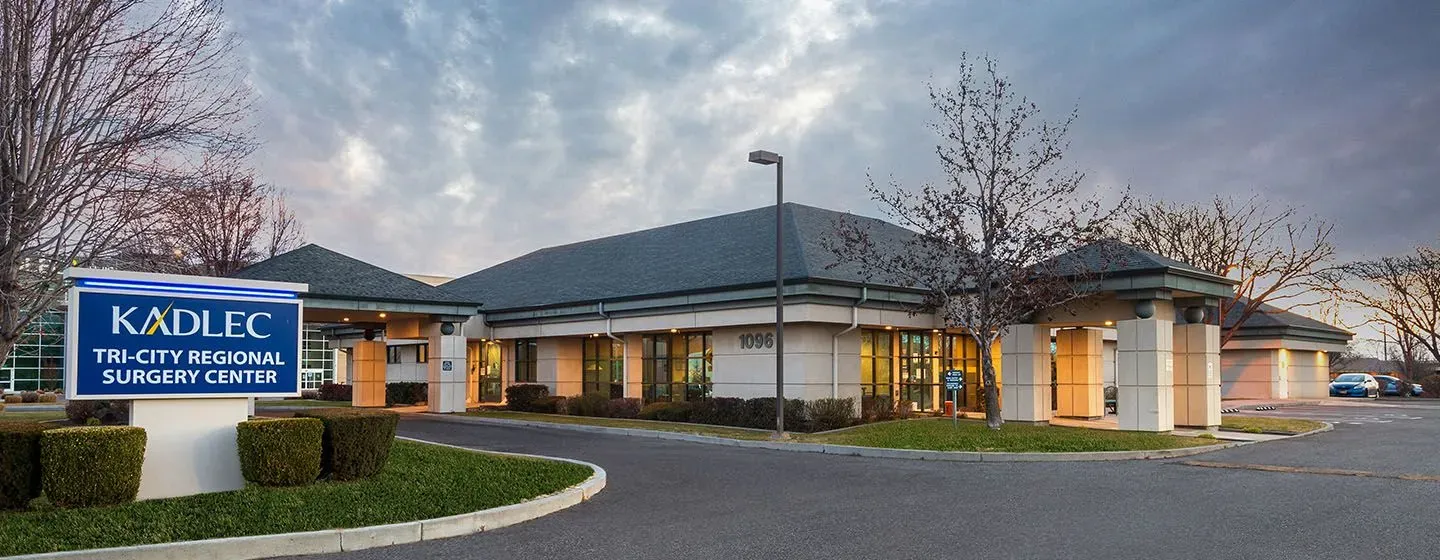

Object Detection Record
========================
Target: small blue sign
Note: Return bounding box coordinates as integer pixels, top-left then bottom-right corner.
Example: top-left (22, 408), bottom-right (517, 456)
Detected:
top-left (943, 370), bottom-right (964, 391)
top-left (67, 282), bottom-right (302, 399)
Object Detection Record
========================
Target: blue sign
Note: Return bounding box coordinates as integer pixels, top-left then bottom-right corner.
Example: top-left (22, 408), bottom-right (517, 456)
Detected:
top-left (66, 279), bottom-right (302, 399)
top-left (944, 370), bottom-right (964, 391)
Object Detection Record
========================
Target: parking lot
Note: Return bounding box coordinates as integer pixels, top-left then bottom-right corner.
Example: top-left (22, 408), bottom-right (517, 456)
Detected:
top-left (1202, 398), bottom-right (1440, 476)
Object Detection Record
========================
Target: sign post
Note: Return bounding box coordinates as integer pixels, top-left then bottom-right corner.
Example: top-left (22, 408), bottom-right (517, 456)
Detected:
top-left (64, 268), bottom-right (307, 500)
top-left (944, 370), bottom-right (964, 427)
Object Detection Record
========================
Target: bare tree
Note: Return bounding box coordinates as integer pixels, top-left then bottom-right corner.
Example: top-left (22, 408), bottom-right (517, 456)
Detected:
top-left (1336, 244), bottom-right (1440, 365)
top-left (827, 54), bottom-right (1126, 429)
top-left (1121, 195), bottom-right (1336, 345)
top-left (0, 0), bottom-right (251, 365)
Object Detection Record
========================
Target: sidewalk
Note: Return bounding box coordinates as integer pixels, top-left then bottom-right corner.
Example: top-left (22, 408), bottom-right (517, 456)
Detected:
top-left (1048, 415), bottom-right (1292, 442)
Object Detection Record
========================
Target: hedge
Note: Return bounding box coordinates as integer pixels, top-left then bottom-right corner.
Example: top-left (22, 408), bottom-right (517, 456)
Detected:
top-left (505, 384), bottom-right (549, 411)
top-left (295, 408), bottom-right (398, 481)
top-left (64, 400), bottom-right (131, 425)
top-left (318, 383), bottom-right (353, 402)
top-left (0, 423), bottom-right (51, 510)
top-left (1421, 375), bottom-right (1440, 398)
top-left (237, 418), bottom-right (323, 486)
top-left (385, 382), bottom-right (428, 407)
top-left (41, 426), bottom-right (147, 508)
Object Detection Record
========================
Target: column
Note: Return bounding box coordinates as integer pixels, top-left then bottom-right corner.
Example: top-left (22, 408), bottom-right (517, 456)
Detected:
top-left (1117, 312), bottom-right (1174, 432)
top-left (1055, 328), bottom-right (1104, 419)
top-left (427, 322), bottom-right (468, 413)
top-left (350, 339), bottom-right (386, 407)
top-left (999, 324), bottom-right (1050, 423)
top-left (1173, 315), bottom-right (1220, 428)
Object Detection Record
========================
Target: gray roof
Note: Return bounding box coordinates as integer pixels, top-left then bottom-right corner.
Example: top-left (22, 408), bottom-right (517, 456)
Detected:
top-left (1048, 239), bottom-right (1226, 280)
top-left (444, 203), bottom-right (911, 311)
top-left (233, 244), bottom-right (478, 306)
top-left (1223, 299), bottom-right (1351, 336)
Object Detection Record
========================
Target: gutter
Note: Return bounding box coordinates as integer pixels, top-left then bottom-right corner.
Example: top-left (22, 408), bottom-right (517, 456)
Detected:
top-left (831, 286), bottom-right (868, 399)
top-left (597, 302), bottom-right (628, 396)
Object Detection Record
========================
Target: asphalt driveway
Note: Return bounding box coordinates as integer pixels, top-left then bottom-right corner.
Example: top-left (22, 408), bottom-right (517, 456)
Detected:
top-left (290, 407), bottom-right (1440, 560)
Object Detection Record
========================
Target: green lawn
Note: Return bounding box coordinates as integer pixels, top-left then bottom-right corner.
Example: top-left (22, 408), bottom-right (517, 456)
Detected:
top-left (1220, 416), bottom-right (1326, 435)
top-left (0, 440), bottom-right (591, 557)
top-left (804, 418), bottom-right (1217, 452)
top-left (253, 399), bottom-right (351, 408)
top-left (0, 410), bottom-right (67, 423)
top-left (461, 409), bottom-right (776, 440)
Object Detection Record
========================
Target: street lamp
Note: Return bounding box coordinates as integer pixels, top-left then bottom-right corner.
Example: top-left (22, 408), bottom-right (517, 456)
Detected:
top-left (748, 149), bottom-right (785, 439)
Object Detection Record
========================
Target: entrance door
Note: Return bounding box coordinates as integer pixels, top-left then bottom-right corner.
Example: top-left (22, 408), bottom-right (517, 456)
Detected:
top-left (478, 342), bottom-right (503, 402)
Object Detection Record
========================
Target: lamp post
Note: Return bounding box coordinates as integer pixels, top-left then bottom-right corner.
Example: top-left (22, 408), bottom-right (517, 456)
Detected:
top-left (748, 149), bottom-right (785, 438)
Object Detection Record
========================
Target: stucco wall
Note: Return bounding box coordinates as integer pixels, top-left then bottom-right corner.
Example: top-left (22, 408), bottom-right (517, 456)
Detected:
top-left (385, 343), bottom-right (428, 383)
top-left (1287, 349), bottom-right (1330, 399)
top-left (711, 323), bottom-right (861, 401)
top-left (538, 337), bottom-right (583, 396)
top-left (1220, 348), bottom-right (1280, 399)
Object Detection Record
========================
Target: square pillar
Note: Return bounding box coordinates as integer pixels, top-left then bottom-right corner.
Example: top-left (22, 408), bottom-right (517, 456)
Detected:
top-left (1116, 318), bottom-right (1174, 431)
top-left (350, 339), bottom-right (386, 407)
top-left (999, 324), bottom-right (1050, 423)
top-left (427, 323), bottom-right (468, 413)
top-left (1055, 328), bottom-right (1104, 419)
top-left (1173, 322), bottom-right (1220, 428)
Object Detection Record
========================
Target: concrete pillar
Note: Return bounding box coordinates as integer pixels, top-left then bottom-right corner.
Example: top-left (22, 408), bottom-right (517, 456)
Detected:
top-left (350, 339), bottom-right (386, 407)
top-left (1173, 321), bottom-right (1221, 428)
top-left (1055, 328), bottom-right (1104, 419)
top-left (625, 334), bottom-right (644, 399)
top-left (1117, 317), bottom-right (1174, 431)
top-left (999, 324), bottom-right (1050, 423)
top-left (427, 323), bottom-right (467, 413)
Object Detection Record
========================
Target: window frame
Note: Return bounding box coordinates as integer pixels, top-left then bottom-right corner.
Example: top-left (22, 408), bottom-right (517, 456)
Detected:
top-left (640, 332), bottom-right (712, 404)
top-left (514, 338), bottom-right (538, 383)
top-left (582, 337), bottom-right (625, 398)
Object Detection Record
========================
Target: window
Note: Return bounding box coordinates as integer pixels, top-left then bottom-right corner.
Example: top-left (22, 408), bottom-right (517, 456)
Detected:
top-left (299, 328), bottom-right (336, 391)
top-left (416, 344), bottom-right (429, 363)
top-left (387, 346), bottom-right (402, 364)
top-left (860, 329), bottom-right (893, 399)
top-left (583, 337), bottom-right (625, 398)
top-left (641, 332), bottom-right (711, 404)
top-left (1, 312), bottom-right (64, 392)
top-left (943, 334), bottom-right (982, 411)
top-left (514, 339), bottom-right (538, 383)
top-left (899, 331), bottom-right (941, 411)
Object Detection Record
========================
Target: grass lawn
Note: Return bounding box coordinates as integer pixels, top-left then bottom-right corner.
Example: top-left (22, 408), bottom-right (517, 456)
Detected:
top-left (803, 418), bottom-right (1217, 452)
top-left (461, 409), bottom-right (776, 440)
top-left (1220, 416), bottom-right (1326, 435)
top-left (0, 410), bottom-right (67, 423)
top-left (253, 399), bottom-right (351, 408)
top-left (0, 440), bottom-right (591, 557)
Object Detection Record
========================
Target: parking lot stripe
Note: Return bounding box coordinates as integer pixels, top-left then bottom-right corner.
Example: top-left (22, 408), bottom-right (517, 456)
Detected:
top-left (1180, 460), bottom-right (1440, 481)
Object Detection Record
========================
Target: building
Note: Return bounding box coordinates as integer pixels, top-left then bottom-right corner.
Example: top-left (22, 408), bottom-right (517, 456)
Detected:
top-left (1218, 300), bottom-right (1352, 399)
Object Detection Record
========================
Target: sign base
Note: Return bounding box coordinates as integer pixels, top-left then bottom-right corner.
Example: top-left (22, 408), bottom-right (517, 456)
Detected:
top-left (130, 398), bottom-right (249, 500)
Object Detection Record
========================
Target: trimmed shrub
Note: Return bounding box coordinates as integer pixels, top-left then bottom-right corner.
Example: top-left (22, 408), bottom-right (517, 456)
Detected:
top-left (236, 418), bottom-right (323, 486)
top-left (570, 392), bottom-right (612, 417)
top-left (64, 400), bottom-right (130, 425)
top-left (807, 398), bottom-right (858, 432)
top-left (505, 384), bottom-right (550, 412)
top-left (2, 395), bottom-right (19, 404)
top-left (742, 397), bottom-right (808, 431)
top-left (652, 401), bottom-right (694, 423)
top-left (895, 399), bottom-right (916, 420)
top-left (690, 397), bottom-right (746, 426)
top-left (0, 422), bottom-right (51, 510)
top-left (531, 395), bottom-right (566, 414)
top-left (19, 392), bottom-right (38, 404)
top-left (317, 383), bottom-right (353, 402)
top-left (860, 395), bottom-right (896, 423)
top-left (41, 426), bottom-right (146, 508)
top-left (385, 382), bottom-right (428, 407)
top-left (638, 402), bottom-right (671, 420)
top-left (1421, 375), bottom-right (1440, 398)
top-left (37, 392), bottom-right (57, 403)
top-left (0, 402), bottom-right (5, 413)
top-left (301, 390), bottom-right (319, 400)
top-left (294, 409), bottom-right (398, 481)
top-left (608, 398), bottom-right (641, 419)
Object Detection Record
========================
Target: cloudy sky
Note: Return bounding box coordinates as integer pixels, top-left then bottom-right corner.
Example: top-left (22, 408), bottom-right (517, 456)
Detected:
top-left (225, 0), bottom-right (1438, 342)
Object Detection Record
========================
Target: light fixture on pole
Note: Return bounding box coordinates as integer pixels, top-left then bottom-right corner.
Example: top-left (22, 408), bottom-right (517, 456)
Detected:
top-left (748, 149), bottom-right (785, 439)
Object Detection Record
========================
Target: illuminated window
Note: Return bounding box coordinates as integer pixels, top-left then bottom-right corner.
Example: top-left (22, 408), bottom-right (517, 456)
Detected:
top-left (641, 332), bottom-right (711, 404)
top-left (1, 313), bottom-right (64, 392)
top-left (860, 329), bottom-right (893, 399)
top-left (583, 337), bottom-right (625, 398)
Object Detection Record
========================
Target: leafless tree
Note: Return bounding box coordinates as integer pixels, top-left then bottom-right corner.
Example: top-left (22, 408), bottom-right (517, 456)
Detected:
top-left (0, 0), bottom-right (251, 365)
top-left (127, 158), bottom-right (304, 277)
top-left (1121, 195), bottom-right (1336, 346)
top-left (827, 54), bottom-right (1126, 429)
top-left (1336, 244), bottom-right (1440, 365)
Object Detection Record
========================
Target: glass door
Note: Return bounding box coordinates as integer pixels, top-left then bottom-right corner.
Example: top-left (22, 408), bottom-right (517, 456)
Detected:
top-left (479, 342), bottom-right (503, 402)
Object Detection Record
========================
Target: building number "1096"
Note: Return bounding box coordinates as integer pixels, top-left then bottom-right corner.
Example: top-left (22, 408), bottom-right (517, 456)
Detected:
top-left (739, 332), bottom-right (775, 349)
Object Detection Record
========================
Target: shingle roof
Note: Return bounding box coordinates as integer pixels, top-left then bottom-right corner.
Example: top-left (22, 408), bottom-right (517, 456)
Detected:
top-left (1047, 239), bottom-right (1226, 279)
top-left (1223, 299), bottom-right (1351, 336)
top-left (232, 244), bottom-right (478, 306)
top-left (443, 203), bottom-right (911, 311)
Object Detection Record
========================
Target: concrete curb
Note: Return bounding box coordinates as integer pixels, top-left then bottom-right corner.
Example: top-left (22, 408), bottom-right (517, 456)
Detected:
top-left (423, 413), bottom-right (1274, 462)
top-left (9, 439), bottom-right (605, 560)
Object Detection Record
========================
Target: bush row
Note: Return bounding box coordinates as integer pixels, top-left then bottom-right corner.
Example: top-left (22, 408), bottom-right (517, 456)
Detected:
top-left (318, 382), bottom-right (353, 402)
top-left (385, 382), bottom-right (428, 407)
top-left (292, 408), bottom-right (398, 481)
top-left (64, 400), bottom-right (130, 425)
top-left (1421, 375), bottom-right (1440, 398)
top-left (1, 423), bottom-right (146, 510)
top-left (3, 391), bottom-right (59, 404)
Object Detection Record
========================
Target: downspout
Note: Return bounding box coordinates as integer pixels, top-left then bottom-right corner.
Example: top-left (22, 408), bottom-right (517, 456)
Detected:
top-left (832, 287), bottom-right (869, 398)
top-left (598, 302), bottom-right (627, 397)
